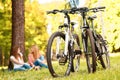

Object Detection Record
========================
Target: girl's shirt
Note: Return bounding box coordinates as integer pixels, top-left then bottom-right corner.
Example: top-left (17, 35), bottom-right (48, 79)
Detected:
top-left (28, 53), bottom-right (35, 66)
top-left (10, 53), bottom-right (24, 69)
top-left (28, 53), bottom-right (41, 66)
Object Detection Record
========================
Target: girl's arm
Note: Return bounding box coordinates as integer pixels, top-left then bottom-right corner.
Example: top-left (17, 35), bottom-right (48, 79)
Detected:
top-left (28, 54), bottom-right (35, 67)
top-left (19, 52), bottom-right (24, 63)
top-left (10, 56), bottom-right (24, 65)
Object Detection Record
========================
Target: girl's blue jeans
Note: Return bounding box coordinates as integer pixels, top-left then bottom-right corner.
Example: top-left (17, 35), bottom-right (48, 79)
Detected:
top-left (14, 63), bottom-right (31, 71)
top-left (33, 55), bottom-right (48, 68)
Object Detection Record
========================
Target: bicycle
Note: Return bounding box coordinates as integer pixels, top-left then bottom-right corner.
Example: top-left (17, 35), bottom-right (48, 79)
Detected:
top-left (46, 9), bottom-right (81, 77)
top-left (87, 8), bottom-right (110, 70)
top-left (71, 6), bottom-right (110, 73)
top-left (46, 6), bottom-right (110, 77)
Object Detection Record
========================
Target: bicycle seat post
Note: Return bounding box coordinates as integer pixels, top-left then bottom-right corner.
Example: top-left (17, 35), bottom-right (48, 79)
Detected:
top-left (64, 13), bottom-right (71, 28)
top-left (88, 15), bottom-right (97, 31)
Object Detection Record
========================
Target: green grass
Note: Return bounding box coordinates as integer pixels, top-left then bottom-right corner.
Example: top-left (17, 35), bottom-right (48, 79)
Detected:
top-left (0, 54), bottom-right (120, 80)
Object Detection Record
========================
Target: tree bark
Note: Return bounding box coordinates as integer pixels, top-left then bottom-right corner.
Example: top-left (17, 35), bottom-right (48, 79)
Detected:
top-left (8, 0), bottom-right (25, 70)
top-left (0, 47), bottom-right (2, 66)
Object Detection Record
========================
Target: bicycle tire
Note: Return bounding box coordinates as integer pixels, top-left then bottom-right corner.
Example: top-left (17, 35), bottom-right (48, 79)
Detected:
top-left (84, 29), bottom-right (96, 73)
top-left (70, 34), bottom-right (81, 72)
top-left (97, 34), bottom-right (110, 69)
top-left (46, 32), bottom-right (72, 77)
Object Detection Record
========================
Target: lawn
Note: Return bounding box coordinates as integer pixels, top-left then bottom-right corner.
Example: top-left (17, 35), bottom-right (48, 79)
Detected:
top-left (0, 54), bottom-right (120, 80)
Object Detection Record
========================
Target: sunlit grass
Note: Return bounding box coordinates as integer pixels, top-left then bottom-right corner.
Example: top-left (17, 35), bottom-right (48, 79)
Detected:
top-left (0, 54), bottom-right (120, 80)
top-left (0, 66), bottom-right (8, 70)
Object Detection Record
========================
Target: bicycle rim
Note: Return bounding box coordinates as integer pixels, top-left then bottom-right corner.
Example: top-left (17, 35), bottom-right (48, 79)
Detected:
top-left (96, 34), bottom-right (110, 69)
top-left (46, 32), bottom-right (71, 77)
top-left (99, 45), bottom-right (110, 69)
top-left (73, 55), bottom-right (80, 72)
top-left (71, 34), bottom-right (81, 72)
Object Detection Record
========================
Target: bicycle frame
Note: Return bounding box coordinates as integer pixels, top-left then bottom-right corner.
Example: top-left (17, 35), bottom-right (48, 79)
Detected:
top-left (56, 12), bottom-right (78, 57)
top-left (80, 11), bottom-right (90, 54)
top-left (88, 16), bottom-right (102, 54)
top-left (47, 9), bottom-right (81, 59)
top-left (88, 14), bottom-right (109, 54)
top-left (46, 6), bottom-right (108, 77)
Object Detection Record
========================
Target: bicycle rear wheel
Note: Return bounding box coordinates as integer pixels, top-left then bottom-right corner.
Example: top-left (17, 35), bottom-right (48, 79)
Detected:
top-left (97, 34), bottom-right (110, 69)
top-left (70, 34), bottom-right (81, 72)
top-left (84, 29), bottom-right (96, 73)
top-left (46, 32), bottom-right (72, 77)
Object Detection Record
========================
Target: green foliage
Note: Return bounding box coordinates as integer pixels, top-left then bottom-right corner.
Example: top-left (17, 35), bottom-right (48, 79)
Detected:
top-left (24, 0), bottom-right (65, 52)
top-left (104, 0), bottom-right (120, 52)
top-left (0, 0), bottom-right (12, 65)
top-left (25, 0), bottom-right (48, 51)
top-left (0, 0), bottom-right (120, 66)
top-left (0, 0), bottom-right (66, 65)
top-left (89, 0), bottom-right (120, 52)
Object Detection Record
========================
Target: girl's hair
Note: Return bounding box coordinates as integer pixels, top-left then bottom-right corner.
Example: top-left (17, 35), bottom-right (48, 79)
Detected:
top-left (12, 46), bottom-right (22, 60)
top-left (29, 45), bottom-right (40, 59)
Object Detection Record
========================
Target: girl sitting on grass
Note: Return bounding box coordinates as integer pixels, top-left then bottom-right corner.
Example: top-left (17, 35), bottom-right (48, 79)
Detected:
top-left (10, 46), bottom-right (31, 71)
top-left (28, 45), bottom-right (48, 70)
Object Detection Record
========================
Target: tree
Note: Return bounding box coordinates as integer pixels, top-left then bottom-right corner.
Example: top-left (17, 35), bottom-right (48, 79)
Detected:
top-left (89, 0), bottom-right (120, 52)
top-left (8, 0), bottom-right (25, 69)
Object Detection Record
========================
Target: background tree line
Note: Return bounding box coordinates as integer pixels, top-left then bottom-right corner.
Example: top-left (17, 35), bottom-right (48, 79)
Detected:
top-left (0, 0), bottom-right (120, 66)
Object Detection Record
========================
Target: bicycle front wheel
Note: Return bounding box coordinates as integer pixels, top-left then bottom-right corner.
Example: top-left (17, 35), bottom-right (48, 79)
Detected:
top-left (97, 34), bottom-right (110, 69)
top-left (84, 29), bottom-right (96, 73)
top-left (46, 32), bottom-right (72, 77)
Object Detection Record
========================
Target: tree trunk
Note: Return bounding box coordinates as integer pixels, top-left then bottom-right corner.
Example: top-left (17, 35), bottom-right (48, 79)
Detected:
top-left (0, 47), bottom-right (2, 66)
top-left (8, 0), bottom-right (25, 70)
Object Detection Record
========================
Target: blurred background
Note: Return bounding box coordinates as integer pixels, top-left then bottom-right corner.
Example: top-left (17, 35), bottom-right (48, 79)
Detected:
top-left (0, 0), bottom-right (120, 66)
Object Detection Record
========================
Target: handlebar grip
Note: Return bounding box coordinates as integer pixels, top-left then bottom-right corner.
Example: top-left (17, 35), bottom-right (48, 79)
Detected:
top-left (46, 11), bottom-right (51, 14)
top-left (97, 6), bottom-right (106, 9)
top-left (47, 9), bottom-right (59, 14)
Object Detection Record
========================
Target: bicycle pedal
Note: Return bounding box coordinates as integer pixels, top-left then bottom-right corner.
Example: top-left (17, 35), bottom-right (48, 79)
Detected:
top-left (75, 50), bottom-right (82, 55)
top-left (59, 62), bottom-right (65, 65)
top-left (59, 57), bottom-right (67, 65)
top-left (56, 54), bottom-right (63, 59)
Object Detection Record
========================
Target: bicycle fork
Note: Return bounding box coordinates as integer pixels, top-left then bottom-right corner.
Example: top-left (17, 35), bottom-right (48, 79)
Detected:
top-left (82, 30), bottom-right (88, 54)
top-left (56, 29), bottom-right (71, 65)
top-left (64, 29), bottom-right (70, 56)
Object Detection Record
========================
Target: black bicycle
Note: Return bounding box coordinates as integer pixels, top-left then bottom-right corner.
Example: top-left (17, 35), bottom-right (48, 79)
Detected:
top-left (46, 6), bottom-right (110, 77)
top-left (46, 9), bottom-right (81, 77)
top-left (87, 8), bottom-right (110, 70)
top-left (71, 6), bottom-right (110, 73)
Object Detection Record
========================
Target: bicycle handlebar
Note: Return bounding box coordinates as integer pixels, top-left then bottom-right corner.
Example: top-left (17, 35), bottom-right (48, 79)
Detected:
top-left (70, 6), bottom-right (105, 13)
top-left (89, 6), bottom-right (106, 13)
top-left (47, 6), bottom-right (106, 15)
top-left (47, 9), bottom-right (74, 15)
top-left (47, 9), bottom-right (59, 14)
top-left (89, 6), bottom-right (105, 10)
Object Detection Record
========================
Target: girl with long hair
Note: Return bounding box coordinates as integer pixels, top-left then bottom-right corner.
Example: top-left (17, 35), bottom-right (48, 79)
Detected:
top-left (10, 46), bottom-right (31, 71)
top-left (28, 45), bottom-right (48, 70)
